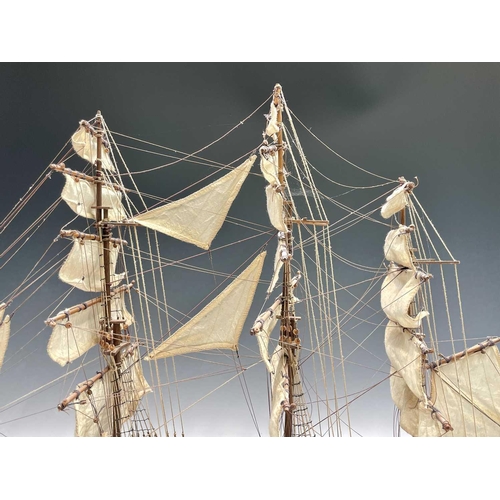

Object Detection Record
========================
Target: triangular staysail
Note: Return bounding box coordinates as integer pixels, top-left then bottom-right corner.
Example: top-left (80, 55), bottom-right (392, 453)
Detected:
top-left (134, 156), bottom-right (255, 250)
top-left (146, 251), bottom-right (266, 359)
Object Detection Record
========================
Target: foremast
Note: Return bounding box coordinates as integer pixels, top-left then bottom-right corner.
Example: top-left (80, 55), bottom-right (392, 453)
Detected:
top-left (94, 112), bottom-right (128, 437)
top-left (51, 112), bottom-right (149, 437)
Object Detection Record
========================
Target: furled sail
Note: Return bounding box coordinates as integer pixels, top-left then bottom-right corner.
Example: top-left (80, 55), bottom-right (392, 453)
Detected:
top-left (59, 239), bottom-right (125, 292)
top-left (61, 174), bottom-right (126, 221)
top-left (267, 232), bottom-right (288, 295)
top-left (269, 346), bottom-right (289, 437)
top-left (71, 124), bottom-right (116, 172)
top-left (146, 251), bottom-right (266, 360)
top-left (265, 185), bottom-right (287, 232)
top-left (47, 292), bottom-right (133, 366)
top-left (253, 299), bottom-right (282, 373)
top-left (380, 264), bottom-right (430, 329)
top-left (260, 153), bottom-right (280, 186)
top-left (0, 306), bottom-right (10, 369)
top-left (134, 156), bottom-right (255, 250)
top-left (381, 179), bottom-right (415, 219)
top-left (75, 351), bottom-right (152, 437)
top-left (266, 102), bottom-right (280, 137)
top-left (383, 225), bottom-right (415, 270)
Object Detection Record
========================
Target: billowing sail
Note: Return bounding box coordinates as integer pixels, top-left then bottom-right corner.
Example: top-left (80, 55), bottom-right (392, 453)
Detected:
top-left (265, 185), bottom-right (287, 232)
top-left (385, 321), bottom-right (430, 436)
top-left (0, 306), bottom-right (10, 369)
top-left (59, 239), bottom-right (125, 292)
top-left (395, 346), bottom-right (500, 437)
top-left (146, 252), bottom-right (266, 359)
top-left (47, 292), bottom-right (133, 366)
top-left (381, 180), bottom-right (414, 219)
top-left (75, 351), bottom-right (152, 437)
top-left (61, 174), bottom-right (126, 221)
top-left (269, 346), bottom-right (289, 437)
top-left (71, 124), bottom-right (116, 172)
top-left (134, 156), bottom-right (255, 250)
top-left (383, 225), bottom-right (415, 270)
top-left (380, 264), bottom-right (430, 329)
top-left (423, 347), bottom-right (500, 436)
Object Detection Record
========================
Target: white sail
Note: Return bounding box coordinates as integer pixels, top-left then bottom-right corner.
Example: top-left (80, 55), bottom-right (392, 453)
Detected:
top-left (385, 322), bottom-right (426, 400)
top-left (61, 174), bottom-right (126, 221)
top-left (269, 346), bottom-right (289, 437)
top-left (266, 102), bottom-right (280, 137)
top-left (134, 156), bottom-right (255, 250)
top-left (265, 185), bottom-right (287, 232)
top-left (146, 251), bottom-right (266, 359)
top-left (422, 347), bottom-right (500, 437)
top-left (380, 264), bottom-right (430, 329)
top-left (47, 292), bottom-right (133, 366)
top-left (267, 248), bottom-right (283, 296)
top-left (383, 225), bottom-right (415, 270)
top-left (0, 307), bottom-right (10, 370)
top-left (75, 351), bottom-right (152, 437)
top-left (254, 300), bottom-right (281, 373)
top-left (385, 321), bottom-right (431, 435)
top-left (381, 181), bottom-right (413, 219)
top-left (260, 153), bottom-right (280, 186)
top-left (59, 239), bottom-right (125, 292)
top-left (71, 124), bottom-right (116, 172)
top-left (267, 233), bottom-right (288, 295)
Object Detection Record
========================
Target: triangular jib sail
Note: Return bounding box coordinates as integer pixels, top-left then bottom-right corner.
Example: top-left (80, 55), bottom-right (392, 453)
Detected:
top-left (134, 156), bottom-right (256, 250)
top-left (146, 251), bottom-right (266, 359)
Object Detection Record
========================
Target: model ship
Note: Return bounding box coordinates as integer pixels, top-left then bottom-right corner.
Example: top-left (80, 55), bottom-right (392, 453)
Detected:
top-left (0, 84), bottom-right (498, 437)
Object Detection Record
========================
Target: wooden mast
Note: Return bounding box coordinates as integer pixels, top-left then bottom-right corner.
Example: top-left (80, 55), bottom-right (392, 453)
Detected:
top-left (273, 84), bottom-right (297, 437)
top-left (271, 85), bottom-right (328, 437)
top-left (94, 112), bottom-right (124, 437)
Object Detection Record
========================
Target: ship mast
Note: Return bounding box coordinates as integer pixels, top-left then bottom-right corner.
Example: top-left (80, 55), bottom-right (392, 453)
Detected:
top-left (273, 85), bottom-right (296, 437)
top-left (272, 85), bottom-right (328, 436)
top-left (94, 111), bottom-right (125, 437)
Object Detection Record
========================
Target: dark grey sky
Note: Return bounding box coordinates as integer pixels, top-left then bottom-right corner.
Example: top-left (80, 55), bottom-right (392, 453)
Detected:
top-left (0, 63), bottom-right (499, 440)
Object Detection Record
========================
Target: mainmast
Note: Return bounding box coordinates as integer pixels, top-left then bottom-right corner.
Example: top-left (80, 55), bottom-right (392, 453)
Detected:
top-left (272, 85), bottom-right (328, 436)
top-left (273, 86), bottom-right (296, 437)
